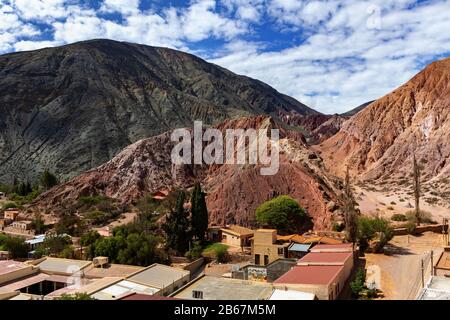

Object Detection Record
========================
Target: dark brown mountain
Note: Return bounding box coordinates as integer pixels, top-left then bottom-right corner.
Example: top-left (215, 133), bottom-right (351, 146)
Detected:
top-left (0, 39), bottom-right (316, 184)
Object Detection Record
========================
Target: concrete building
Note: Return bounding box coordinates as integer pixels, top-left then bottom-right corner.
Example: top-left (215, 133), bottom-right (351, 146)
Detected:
top-left (220, 225), bottom-right (254, 248)
top-left (434, 247), bottom-right (450, 277)
top-left (273, 244), bottom-right (355, 300)
top-left (126, 264), bottom-right (190, 296)
top-left (232, 259), bottom-right (297, 282)
top-left (173, 275), bottom-right (274, 300)
top-left (3, 209), bottom-right (20, 221)
top-left (252, 229), bottom-right (289, 266)
top-left (0, 261), bottom-right (38, 286)
top-left (418, 276), bottom-right (450, 300)
top-left (269, 289), bottom-right (316, 300)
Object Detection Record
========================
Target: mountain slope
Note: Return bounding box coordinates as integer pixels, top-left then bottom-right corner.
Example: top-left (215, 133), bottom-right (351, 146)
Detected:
top-left (0, 39), bottom-right (316, 183)
top-left (31, 116), bottom-right (344, 230)
top-left (319, 57), bottom-right (450, 182)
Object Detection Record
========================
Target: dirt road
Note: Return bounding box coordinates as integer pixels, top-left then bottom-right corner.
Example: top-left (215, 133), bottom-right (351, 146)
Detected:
top-left (365, 232), bottom-right (445, 300)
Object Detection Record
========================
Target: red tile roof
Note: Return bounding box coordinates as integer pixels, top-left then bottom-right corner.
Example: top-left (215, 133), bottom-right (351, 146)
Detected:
top-left (298, 252), bottom-right (353, 265)
top-left (274, 265), bottom-right (344, 285)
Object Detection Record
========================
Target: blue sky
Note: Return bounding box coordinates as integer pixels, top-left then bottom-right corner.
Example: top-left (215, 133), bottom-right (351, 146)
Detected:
top-left (1, 0), bottom-right (449, 114)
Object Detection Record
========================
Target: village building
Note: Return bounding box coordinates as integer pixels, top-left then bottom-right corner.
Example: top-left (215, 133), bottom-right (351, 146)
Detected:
top-left (273, 244), bottom-right (355, 300)
top-left (172, 275), bottom-right (274, 300)
top-left (418, 276), bottom-right (450, 300)
top-left (220, 225), bottom-right (254, 248)
top-left (126, 264), bottom-right (190, 296)
top-left (252, 229), bottom-right (290, 266)
top-left (3, 209), bottom-right (20, 221)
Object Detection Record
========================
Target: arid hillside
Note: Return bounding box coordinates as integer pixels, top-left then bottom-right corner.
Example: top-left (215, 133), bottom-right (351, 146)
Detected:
top-left (31, 116), bottom-right (344, 230)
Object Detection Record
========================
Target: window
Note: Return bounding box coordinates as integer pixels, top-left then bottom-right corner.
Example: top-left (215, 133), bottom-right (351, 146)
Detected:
top-left (278, 247), bottom-right (284, 255)
top-left (255, 254), bottom-right (260, 265)
top-left (264, 255), bottom-right (269, 266)
top-left (192, 290), bottom-right (204, 299)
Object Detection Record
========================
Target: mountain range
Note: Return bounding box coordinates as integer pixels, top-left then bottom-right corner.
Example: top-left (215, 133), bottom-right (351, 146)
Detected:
top-left (2, 39), bottom-right (449, 230)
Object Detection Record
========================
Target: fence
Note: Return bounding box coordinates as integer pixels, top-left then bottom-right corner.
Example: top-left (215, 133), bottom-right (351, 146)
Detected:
top-left (405, 249), bottom-right (443, 300)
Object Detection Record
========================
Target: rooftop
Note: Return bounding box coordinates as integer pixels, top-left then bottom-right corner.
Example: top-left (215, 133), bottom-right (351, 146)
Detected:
top-left (269, 289), bottom-right (316, 300)
top-left (419, 276), bottom-right (450, 300)
top-left (32, 257), bottom-right (92, 275)
top-left (127, 264), bottom-right (190, 289)
top-left (310, 243), bottom-right (353, 252)
top-left (297, 252), bottom-right (353, 265)
top-left (288, 243), bottom-right (312, 253)
top-left (221, 225), bottom-right (254, 237)
top-left (0, 260), bottom-right (30, 276)
top-left (120, 293), bottom-right (179, 300)
top-left (173, 276), bottom-right (273, 300)
top-left (91, 280), bottom-right (160, 300)
top-left (273, 265), bottom-right (344, 286)
top-left (84, 264), bottom-right (146, 279)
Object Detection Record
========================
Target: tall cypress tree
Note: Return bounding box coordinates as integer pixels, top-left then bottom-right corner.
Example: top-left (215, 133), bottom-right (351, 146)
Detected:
top-left (343, 167), bottom-right (358, 246)
top-left (162, 191), bottom-right (191, 255)
top-left (191, 183), bottom-right (209, 242)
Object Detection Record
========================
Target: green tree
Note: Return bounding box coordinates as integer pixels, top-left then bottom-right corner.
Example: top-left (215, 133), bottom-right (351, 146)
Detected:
top-left (357, 216), bottom-right (394, 253)
top-left (256, 196), bottom-right (306, 233)
top-left (32, 213), bottom-right (46, 234)
top-left (40, 170), bottom-right (59, 190)
top-left (4, 236), bottom-right (29, 259)
top-left (39, 232), bottom-right (72, 256)
top-left (343, 167), bottom-right (358, 245)
top-left (191, 183), bottom-right (208, 242)
top-left (413, 154), bottom-right (421, 226)
top-left (162, 191), bottom-right (191, 255)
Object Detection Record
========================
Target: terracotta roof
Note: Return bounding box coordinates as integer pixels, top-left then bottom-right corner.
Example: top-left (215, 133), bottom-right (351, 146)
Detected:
top-left (274, 265), bottom-right (344, 285)
top-left (298, 252), bottom-right (353, 265)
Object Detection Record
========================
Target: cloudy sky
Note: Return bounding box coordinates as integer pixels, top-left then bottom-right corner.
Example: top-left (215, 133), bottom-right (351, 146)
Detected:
top-left (1, 0), bottom-right (449, 114)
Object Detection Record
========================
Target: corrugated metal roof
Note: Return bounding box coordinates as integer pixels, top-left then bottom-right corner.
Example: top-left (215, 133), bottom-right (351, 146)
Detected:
top-left (127, 264), bottom-right (189, 289)
top-left (288, 243), bottom-right (311, 252)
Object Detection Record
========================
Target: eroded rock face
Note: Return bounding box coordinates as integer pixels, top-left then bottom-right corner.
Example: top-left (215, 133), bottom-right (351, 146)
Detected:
top-left (277, 112), bottom-right (348, 144)
top-left (32, 116), bottom-right (343, 230)
top-left (0, 39), bottom-right (316, 183)
top-left (319, 57), bottom-right (450, 183)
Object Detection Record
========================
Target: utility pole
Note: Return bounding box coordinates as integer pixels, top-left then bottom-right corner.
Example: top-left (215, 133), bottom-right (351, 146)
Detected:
top-left (430, 250), bottom-right (434, 277)
top-left (421, 259), bottom-right (425, 288)
top-left (413, 154), bottom-right (421, 226)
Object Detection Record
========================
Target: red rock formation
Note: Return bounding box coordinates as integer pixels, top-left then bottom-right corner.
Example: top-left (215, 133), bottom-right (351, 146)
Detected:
top-left (32, 116), bottom-right (343, 230)
top-left (319, 57), bottom-right (450, 182)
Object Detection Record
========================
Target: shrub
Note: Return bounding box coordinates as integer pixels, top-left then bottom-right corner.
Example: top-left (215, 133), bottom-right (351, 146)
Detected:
top-left (405, 210), bottom-right (436, 224)
top-left (2, 202), bottom-right (18, 210)
top-left (357, 216), bottom-right (394, 253)
top-left (185, 241), bottom-right (203, 262)
top-left (391, 214), bottom-right (407, 222)
top-left (350, 269), bottom-right (366, 298)
top-left (56, 293), bottom-right (95, 301)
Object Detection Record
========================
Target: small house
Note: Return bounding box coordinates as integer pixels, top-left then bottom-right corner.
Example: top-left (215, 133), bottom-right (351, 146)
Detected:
top-left (4, 209), bottom-right (20, 221)
top-left (220, 225), bottom-right (254, 248)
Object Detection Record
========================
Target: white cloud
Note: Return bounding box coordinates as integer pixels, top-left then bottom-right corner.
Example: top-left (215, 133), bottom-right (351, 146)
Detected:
top-left (100, 0), bottom-right (140, 16)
